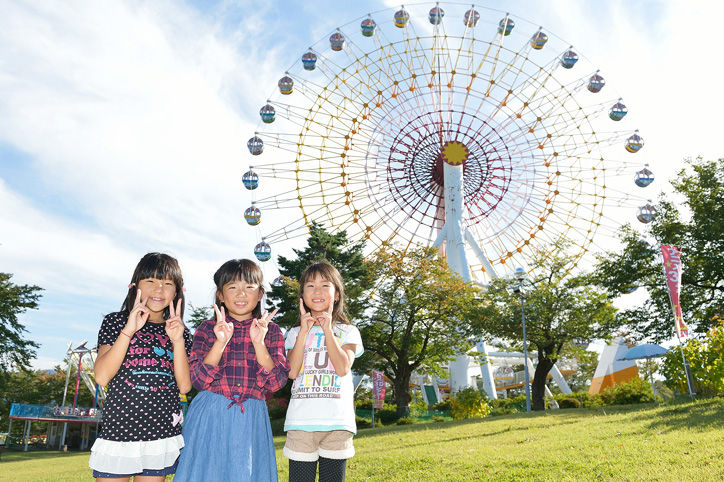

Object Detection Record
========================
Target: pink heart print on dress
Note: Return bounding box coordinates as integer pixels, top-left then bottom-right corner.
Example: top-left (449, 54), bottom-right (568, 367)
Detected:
top-left (134, 332), bottom-right (154, 344)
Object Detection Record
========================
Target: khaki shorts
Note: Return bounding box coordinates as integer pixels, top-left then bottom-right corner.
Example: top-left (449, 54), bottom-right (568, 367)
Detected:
top-left (283, 430), bottom-right (355, 461)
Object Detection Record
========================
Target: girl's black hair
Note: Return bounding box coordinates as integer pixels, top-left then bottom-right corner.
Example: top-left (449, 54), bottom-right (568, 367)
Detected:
top-left (212, 259), bottom-right (265, 320)
top-left (121, 252), bottom-right (184, 319)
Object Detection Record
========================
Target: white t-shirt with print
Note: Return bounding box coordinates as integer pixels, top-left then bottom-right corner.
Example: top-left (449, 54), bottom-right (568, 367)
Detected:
top-left (284, 324), bottom-right (363, 433)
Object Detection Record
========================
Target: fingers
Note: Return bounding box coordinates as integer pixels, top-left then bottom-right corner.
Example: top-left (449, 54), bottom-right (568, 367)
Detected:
top-left (259, 308), bottom-right (278, 323)
top-left (213, 303), bottom-right (224, 322)
top-left (328, 299), bottom-right (334, 316)
top-left (169, 298), bottom-right (183, 320)
top-left (135, 288), bottom-right (142, 305)
top-left (299, 298), bottom-right (307, 314)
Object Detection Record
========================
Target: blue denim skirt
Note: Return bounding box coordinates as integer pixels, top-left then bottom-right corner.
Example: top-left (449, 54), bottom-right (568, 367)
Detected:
top-left (173, 391), bottom-right (278, 482)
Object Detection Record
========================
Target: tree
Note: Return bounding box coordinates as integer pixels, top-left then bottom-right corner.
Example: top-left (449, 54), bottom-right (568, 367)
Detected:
top-left (594, 157), bottom-right (724, 341)
top-left (0, 273), bottom-right (42, 388)
top-left (186, 303), bottom-right (212, 331)
top-left (266, 222), bottom-right (374, 329)
top-left (0, 365), bottom-right (95, 434)
top-left (481, 242), bottom-right (619, 410)
top-left (562, 345), bottom-right (599, 393)
top-left (357, 245), bottom-right (484, 417)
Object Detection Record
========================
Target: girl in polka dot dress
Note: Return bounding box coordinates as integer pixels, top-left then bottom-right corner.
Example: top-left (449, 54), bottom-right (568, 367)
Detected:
top-left (88, 252), bottom-right (192, 481)
top-left (174, 259), bottom-right (290, 482)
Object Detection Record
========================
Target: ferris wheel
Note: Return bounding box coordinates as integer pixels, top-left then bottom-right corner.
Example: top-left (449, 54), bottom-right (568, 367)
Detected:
top-left (243, 3), bottom-right (655, 282)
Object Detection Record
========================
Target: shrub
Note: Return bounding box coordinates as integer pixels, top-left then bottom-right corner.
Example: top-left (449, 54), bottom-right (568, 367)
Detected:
top-left (432, 399), bottom-right (452, 411)
top-left (490, 395), bottom-right (526, 408)
top-left (269, 418), bottom-right (285, 436)
top-left (558, 398), bottom-right (581, 409)
top-left (432, 415), bottom-right (446, 422)
top-left (600, 377), bottom-right (654, 405)
top-left (489, 395), bottom-right (526, 415)
top-left (450, 387), bottom-right (491, 420)
top-left (661, 322), bottom-right (724, 397)
top-left (408, 399), bottom-right (428, 419)
top-left (355, 415), bottom-right (372, 429)
top-left (266, 397), bottom-right (288, 420)
top-left (354, 398), bottom-right (374, 410)
top-left (396, 417), bottom-right (415, 425)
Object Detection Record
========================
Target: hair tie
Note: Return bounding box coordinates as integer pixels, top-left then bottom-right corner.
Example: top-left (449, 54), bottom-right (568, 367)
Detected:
top-left (182, 287), bottom-right (187, 292)
top-left (128, 283), bottom-right (135, 288)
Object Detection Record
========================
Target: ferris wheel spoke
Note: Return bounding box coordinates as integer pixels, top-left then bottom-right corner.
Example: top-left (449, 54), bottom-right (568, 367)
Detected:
top-left (248, 4), bottom-right (651, 277)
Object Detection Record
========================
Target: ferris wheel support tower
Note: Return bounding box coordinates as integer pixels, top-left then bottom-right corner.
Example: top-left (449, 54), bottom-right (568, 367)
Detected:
top-left (432, 141), bottom-right (499, 399)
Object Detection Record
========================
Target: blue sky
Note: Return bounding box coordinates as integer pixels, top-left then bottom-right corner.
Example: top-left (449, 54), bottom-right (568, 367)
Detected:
top-left (0, 0), bottom-right (721, 369)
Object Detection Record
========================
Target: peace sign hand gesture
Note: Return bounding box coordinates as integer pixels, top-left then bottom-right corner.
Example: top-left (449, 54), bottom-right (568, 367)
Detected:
top-left (316, 299), bottom-right (334, 334)
top-left (124, 289), bottom-right (150, 335)
top-left (165, 298), bottom-right (186, 343)
top-left (251, 308), bottom-right (278, 345)
top-left (299, 298), bottom-right (315, 334)
top-left (212, 304), bottom-right (234, 348)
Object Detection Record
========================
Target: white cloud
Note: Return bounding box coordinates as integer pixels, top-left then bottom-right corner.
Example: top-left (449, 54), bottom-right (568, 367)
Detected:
top-left (1, 0), bottom-right (721, 368)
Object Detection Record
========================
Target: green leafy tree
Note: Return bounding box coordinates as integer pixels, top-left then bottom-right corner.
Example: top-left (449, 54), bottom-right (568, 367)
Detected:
top-left (357, 245), bottom-right (483, 417)
top-left (660, 322), bottom-right (724, 397)
top-left (1, 365), bottom-right (94, 434)
top-left (266, 222), bottom-right (374, 329)
top-left (481, 242), bottom-right (619, 410)
top-left (186, 303), bottom-right (212, 331)
top-left (594, 157), bottom-right (724, 340)
top-left (564, 345), bottom-right (600, 393)
top-left (0, 273), bottom-right (42, 388)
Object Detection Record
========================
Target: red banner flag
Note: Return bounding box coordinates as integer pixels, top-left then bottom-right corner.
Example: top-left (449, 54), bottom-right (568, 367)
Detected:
top-left (661, 245), bottom-right (688, 337)
top-left (372, 370), bottom-right (386, 409)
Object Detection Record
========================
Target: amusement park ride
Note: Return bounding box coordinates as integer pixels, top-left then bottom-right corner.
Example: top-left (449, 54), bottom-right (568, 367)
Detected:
top-left (242, 3), bottom-right (656, 398)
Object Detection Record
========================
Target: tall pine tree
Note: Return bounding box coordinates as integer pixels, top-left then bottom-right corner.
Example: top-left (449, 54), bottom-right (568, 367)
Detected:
top-left (266, 222), bottom-right (374, 329)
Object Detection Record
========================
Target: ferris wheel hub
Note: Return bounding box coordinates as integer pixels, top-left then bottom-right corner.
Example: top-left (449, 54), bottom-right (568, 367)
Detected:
top-left (441, 141), bottom-right (470, 166)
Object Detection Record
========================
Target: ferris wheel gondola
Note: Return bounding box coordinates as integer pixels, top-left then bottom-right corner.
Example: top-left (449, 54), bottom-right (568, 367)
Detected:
top-left (243, 3), bottom-right (653, 282)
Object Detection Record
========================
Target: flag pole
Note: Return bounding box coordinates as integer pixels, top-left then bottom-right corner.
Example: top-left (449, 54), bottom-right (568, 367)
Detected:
top-left (660, 245), bottom-right (695, 399)
top-left (672, 319), bottom-right (695, 399)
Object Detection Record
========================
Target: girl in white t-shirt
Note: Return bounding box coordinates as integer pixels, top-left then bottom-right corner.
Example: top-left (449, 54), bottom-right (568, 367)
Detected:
top-left (283, 261), bottom-right (364, 482)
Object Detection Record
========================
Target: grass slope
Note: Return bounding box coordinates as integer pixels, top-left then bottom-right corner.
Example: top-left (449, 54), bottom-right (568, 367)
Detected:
top-left (1, 398), bottom-right (722, 482)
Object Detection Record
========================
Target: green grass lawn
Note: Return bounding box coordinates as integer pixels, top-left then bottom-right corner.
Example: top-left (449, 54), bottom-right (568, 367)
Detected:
top-left (2, 397), bottom-right (722, 481)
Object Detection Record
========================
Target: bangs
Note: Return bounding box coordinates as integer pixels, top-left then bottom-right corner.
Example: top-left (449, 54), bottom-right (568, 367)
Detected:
top-left (122, 252), bottom-right (184, 316)
top-left (214, 259), bottom-right (264, 289)
top-left (299, 262), bottom-right (339, 286)
top-left (133, 253), bottom-right (183, 287)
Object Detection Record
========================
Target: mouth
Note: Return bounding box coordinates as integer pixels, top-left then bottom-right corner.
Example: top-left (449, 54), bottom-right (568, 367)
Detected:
top-left (148, 297), bottom-right (165, 303)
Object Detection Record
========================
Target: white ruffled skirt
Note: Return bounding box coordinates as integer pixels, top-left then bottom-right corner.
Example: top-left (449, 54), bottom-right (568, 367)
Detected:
top-left (88, 434), bottom-right (184, 475)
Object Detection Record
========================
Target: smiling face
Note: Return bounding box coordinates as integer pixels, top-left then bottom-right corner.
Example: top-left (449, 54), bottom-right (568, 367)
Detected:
top-left (302, 273), bottom-right (339, 319)
top-left (218, 278), bottom-right (262, 320)
top-left (137, 277), bottom-right (176, 323)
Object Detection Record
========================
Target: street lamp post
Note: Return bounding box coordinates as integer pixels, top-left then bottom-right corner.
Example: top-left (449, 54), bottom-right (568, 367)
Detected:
top-left (514, 267), bottom-right (532, 412)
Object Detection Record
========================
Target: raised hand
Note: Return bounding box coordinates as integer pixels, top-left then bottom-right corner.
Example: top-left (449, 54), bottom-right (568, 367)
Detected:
top-left (212, 304), bottom-right (234, 347)
top-left (251, 308), bottom-right (278, 345)
top-left (316, 299), bottom-right (334, 333)
top-left (299, 298), bottom-right (315, 333)
top-left (125, 289), bottom-right (150, 335)
top-left (165, 298), bottom-right (186, 342)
